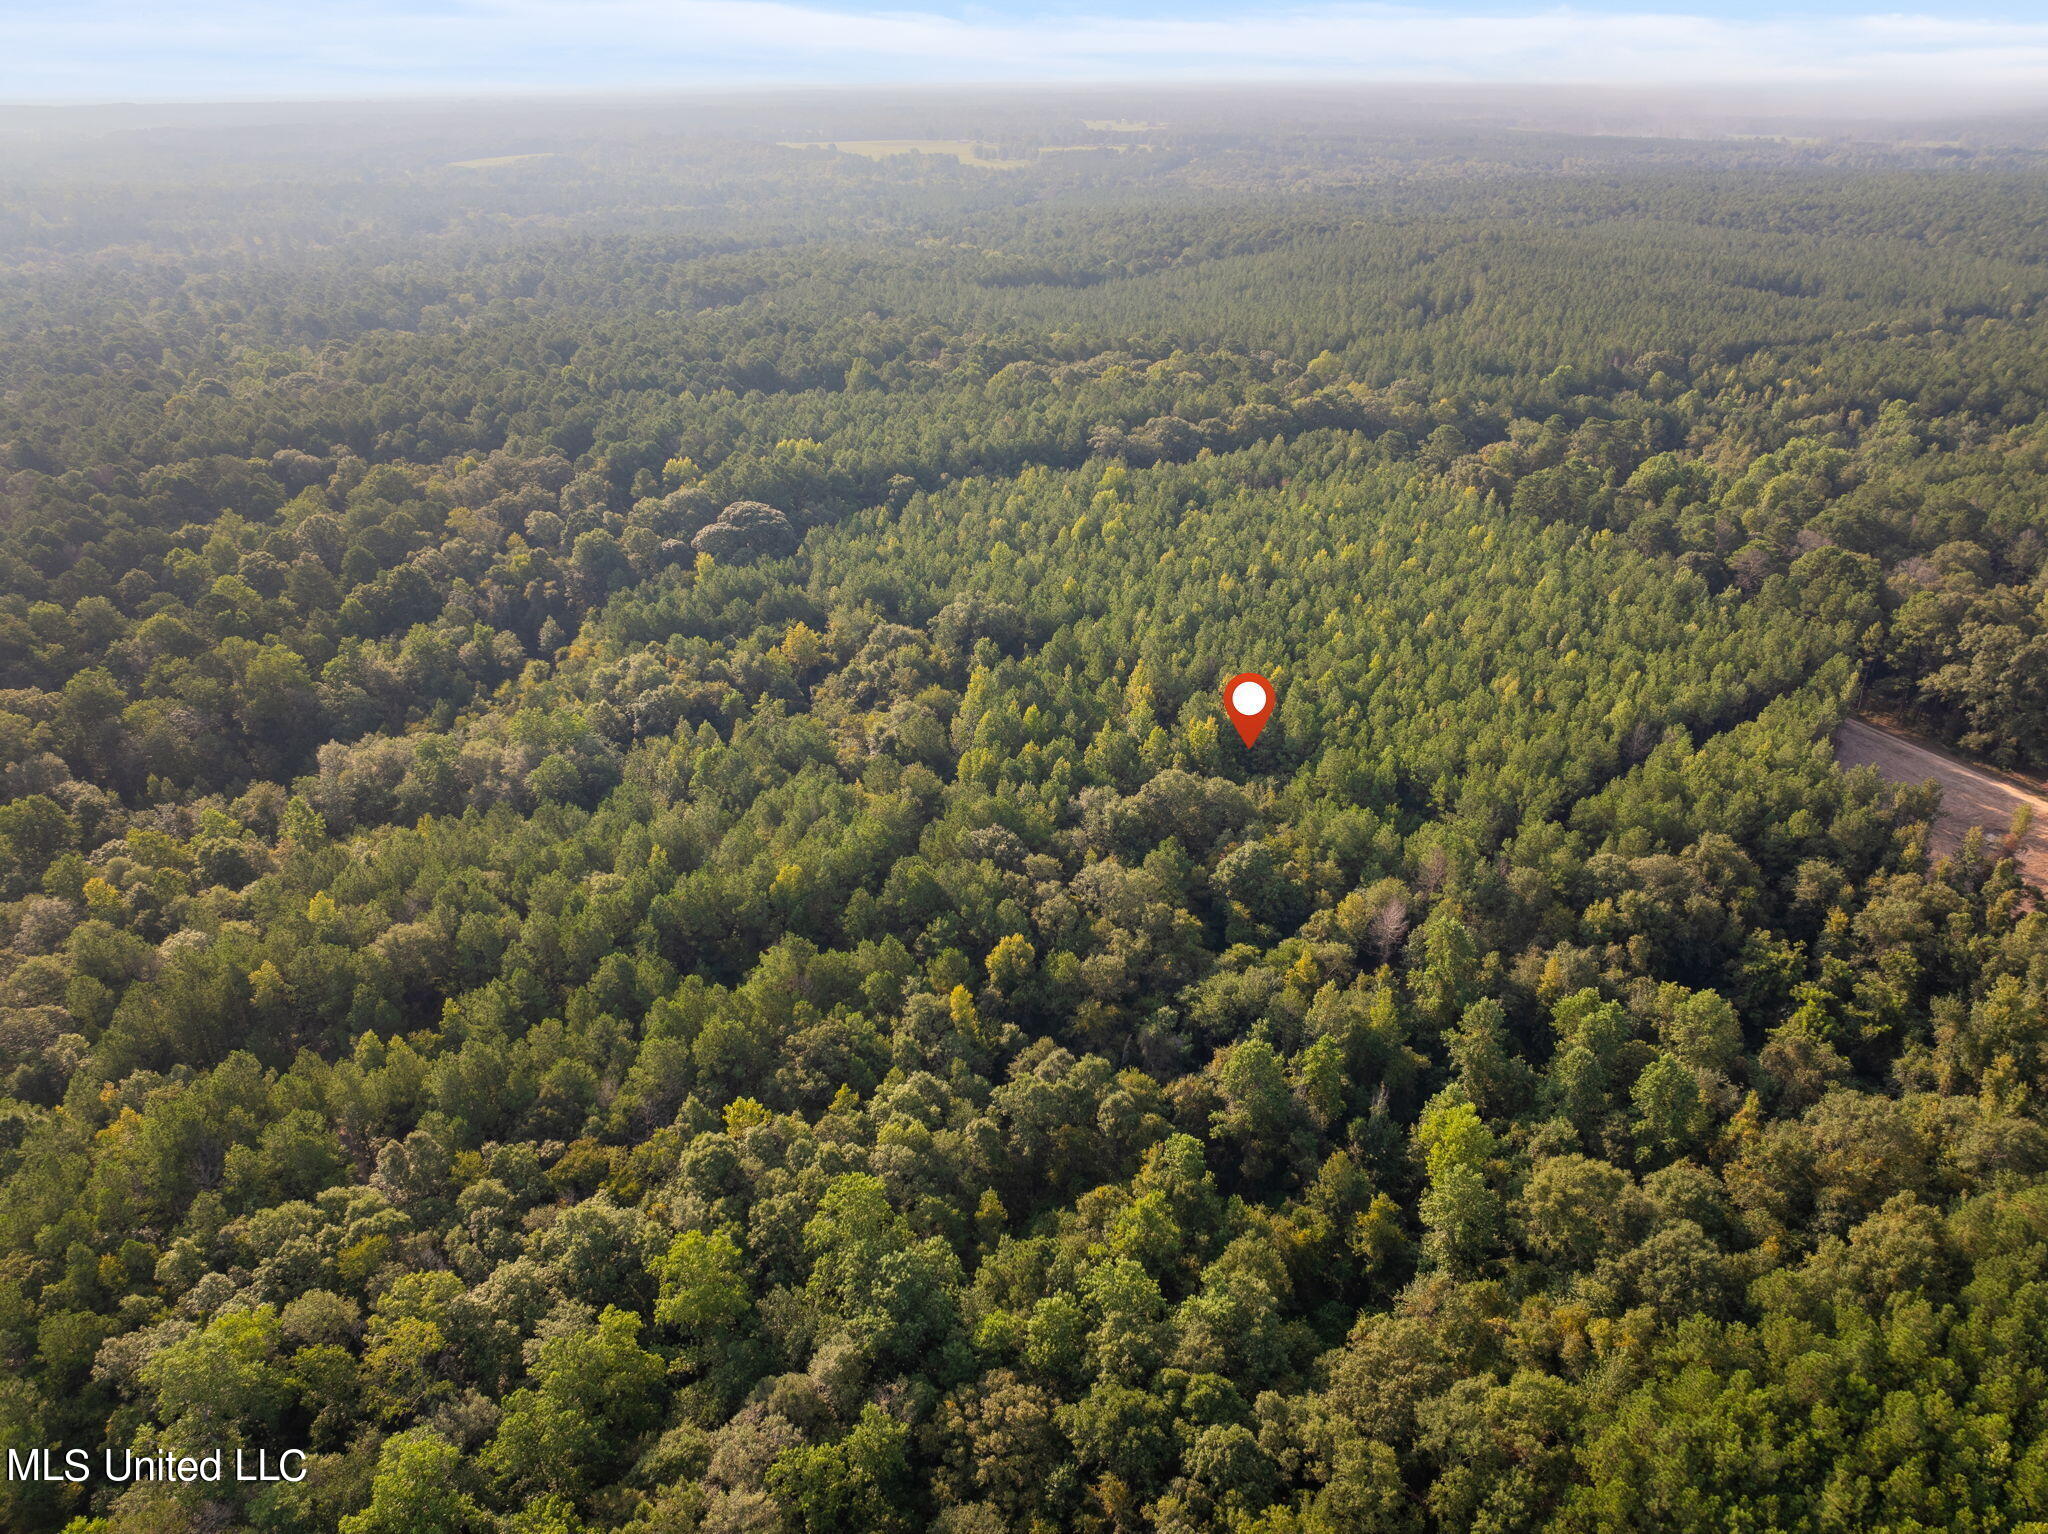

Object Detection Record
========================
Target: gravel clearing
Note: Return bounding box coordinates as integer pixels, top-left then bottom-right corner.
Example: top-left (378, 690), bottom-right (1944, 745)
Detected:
top-left (1835, 716), bottom-right (2048, 887)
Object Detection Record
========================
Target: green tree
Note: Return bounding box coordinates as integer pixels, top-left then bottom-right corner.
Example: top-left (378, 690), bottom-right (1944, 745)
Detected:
top-left (768, 1405), bottom-right (915, 1534)
top-left (1415, 1090), bottom-right (1501, 1275)
top-left (341, 1431), bottom-right (487, 1534)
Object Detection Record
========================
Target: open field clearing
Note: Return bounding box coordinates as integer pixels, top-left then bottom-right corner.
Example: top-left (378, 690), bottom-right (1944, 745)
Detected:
top-left (447, 152), bottom-right (558, 168)
top-left (779, 138), bottom-right (1027, 167)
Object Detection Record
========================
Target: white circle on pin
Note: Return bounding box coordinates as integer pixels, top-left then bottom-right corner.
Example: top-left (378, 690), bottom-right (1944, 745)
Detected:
top-left (1231, 679), bottom-right (1269, 716)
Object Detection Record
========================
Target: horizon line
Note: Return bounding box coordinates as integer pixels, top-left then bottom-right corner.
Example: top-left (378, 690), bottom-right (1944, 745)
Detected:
top-left (6, 78), bottom-right (2048, 114)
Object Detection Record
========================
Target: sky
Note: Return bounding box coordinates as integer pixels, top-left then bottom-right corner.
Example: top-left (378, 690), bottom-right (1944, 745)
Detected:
top-left (4, 0), bottom-right (2047, 103)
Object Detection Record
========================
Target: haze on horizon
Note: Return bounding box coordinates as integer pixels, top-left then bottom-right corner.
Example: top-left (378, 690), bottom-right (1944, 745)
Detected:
top-left (3, 0), bottom-right (2047, 106)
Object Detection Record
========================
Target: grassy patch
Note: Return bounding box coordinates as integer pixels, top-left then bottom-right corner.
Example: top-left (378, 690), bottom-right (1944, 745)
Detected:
top-left (779, 139), bottom-right (1028, 169)
top-left (447, 152), bottom-right (559, 169)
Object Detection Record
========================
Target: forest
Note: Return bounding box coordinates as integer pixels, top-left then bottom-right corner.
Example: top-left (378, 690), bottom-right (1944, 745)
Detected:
top-left (5, 90), bottom-right (2048, 1533)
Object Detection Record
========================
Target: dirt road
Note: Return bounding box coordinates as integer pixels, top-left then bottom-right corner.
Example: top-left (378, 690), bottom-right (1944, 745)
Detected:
top-left (1834, 716), bottom-right (2048, 887)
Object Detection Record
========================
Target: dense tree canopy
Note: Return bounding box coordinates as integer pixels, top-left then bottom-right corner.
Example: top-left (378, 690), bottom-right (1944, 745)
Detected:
top-left (4, 91), bottom-right (2048, 1534)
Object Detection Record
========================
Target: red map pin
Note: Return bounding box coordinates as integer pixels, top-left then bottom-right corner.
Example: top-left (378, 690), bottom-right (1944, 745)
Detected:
top-left (1222, 672), bottom-right (1275, 747)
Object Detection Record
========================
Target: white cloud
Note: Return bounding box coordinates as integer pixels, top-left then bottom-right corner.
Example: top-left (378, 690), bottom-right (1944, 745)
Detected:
top-left (4, 0), bottom-right (2046, 99)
